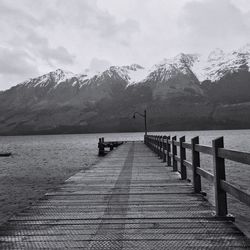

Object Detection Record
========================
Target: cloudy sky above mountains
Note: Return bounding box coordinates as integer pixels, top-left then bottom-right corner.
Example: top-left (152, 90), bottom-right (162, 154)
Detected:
top-left (1, 0), bottom-right (250, 90)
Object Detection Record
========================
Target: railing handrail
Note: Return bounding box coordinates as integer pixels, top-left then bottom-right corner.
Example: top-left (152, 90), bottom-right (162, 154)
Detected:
top-left (144, 134), bottom-right (250, 216)
top-left (145, 134), bottom-right (250, 165)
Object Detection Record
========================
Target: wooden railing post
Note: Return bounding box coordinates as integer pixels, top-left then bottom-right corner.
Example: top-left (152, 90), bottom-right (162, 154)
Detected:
top-left (191, 136), bottom-right (201, 193)
top-left (179, 136), bottom-right (187, 180)
top-left (161, 136), bottom-right (164, 159)
top-left (155, 136), bottom-right (158, 154)
top-left (159, 136), bottom-right (163, 159)
top-left (154, 136), bottom-right (157, 154)
top-left (157, 136), bottom-right (159, 156)
top-left (172, 136), bottom-right (177, 171)
top-left (98, 138), bottom-right (105, 156)
top-left (153, 136), bottom-right (157, 153)
top-left (162, 136), bottom-right (167, 162)
top-left (212, 137), bottom-right (228, 217)
top-left (158, 136), bottom-right (161, 157)
top-left (167, 136), bottom-right (171, 166)
top-left (155, 136), bottom-right (157, 154)
top-left (157, 135), bottom-right (161, 157)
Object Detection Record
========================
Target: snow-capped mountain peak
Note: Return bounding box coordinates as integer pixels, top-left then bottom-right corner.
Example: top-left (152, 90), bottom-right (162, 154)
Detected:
top-left (21, 69), bottom-right (77, 89)
top-left (192, 45), bottom-right (250, 82)
top-left (17, 44), bottom-right (250, 92)
top-left (52, 69), bottom-right (75, 87)
top-left (145, 53), bottom-right (198, 84)
top-left (154, 53), bottom-right (198, 71)
top-left (91, 64), bottom-right (149, 87)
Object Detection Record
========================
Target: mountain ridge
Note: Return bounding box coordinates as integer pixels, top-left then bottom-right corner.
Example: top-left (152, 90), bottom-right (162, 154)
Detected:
top-left (1, 45), bottom-right (250, 135)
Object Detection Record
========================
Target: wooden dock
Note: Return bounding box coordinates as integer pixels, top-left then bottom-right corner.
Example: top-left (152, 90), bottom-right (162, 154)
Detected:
top-left (0, 141), bottom-right (249, 249)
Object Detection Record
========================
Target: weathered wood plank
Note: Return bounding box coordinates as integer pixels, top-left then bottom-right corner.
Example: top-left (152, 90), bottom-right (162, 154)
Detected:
top-left (183, 159), bottom-right (192, 169)
top-left (220, 180), bottom-right (250, 207)
top-left (218, 148), bottom-right (250, 165)
top-left (196, 167), bottom-right (214, 183)
top-left (182, 142), bottom-right (192, 149)
top-left (195, 144), bottom-right (213, 155)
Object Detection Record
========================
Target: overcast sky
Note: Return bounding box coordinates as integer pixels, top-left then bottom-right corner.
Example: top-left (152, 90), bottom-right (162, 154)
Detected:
top-left (1, 0), bottom-right (250, 90)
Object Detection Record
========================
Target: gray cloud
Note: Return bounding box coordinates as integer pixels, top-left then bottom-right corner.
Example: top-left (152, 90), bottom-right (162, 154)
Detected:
top-left (0, 0), bottom-right (75, 89)
top-left (95, 12), bottom-right (140, 40)
top-left (0, 0), bottom-right (41, 27)
top-left (179, 0), bottom-right (250, 52)
top-left (42, 46), bottom-right (75, 65)
top-left (88, 58), bottom-right (111, 73)
top-left (1, 0), bottom-right (250, 90)
top-left (52, 0), bottom-right (140, 41)
top-left (0, 0), bottom-right (140, 90)
top-left (0, 47), bottom-right (37, 75)
top-left (25, 30), bottom-right (75, 65)
top-left (0, 46), bottom-right (39, 89)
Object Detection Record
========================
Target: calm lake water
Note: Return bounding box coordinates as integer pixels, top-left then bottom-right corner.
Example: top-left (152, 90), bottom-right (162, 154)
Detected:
top-left (0, 129), bottom-right (249, 237)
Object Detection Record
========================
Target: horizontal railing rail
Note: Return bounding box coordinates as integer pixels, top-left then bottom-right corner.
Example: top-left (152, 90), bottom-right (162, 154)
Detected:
top-left (144, 134), bottom-right (250, 217)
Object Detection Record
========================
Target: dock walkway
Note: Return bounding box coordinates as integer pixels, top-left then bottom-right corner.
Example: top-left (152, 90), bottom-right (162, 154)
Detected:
top-left (0, 142), bottom-right (249, 249)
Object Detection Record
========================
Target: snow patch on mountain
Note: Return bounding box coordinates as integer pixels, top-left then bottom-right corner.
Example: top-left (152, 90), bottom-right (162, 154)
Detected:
top-left (127, 67), bottom-right (149, 85)
top-left (72, 74), bottom-right (89, 87)
top-left (121, 64), bottom-right (149, 85)
top-left (192, 46), bottom-right (250, 82)
top-left (22, 69), bottom-right (76, 88)
top-left (86, 64), bottom-right (148, 87)
top-left (144, 53), bottom-right (198, 83)
top-left (53, 69), bottom-right (75, 88)
top-left (107, 64), bottom-right (148, 84)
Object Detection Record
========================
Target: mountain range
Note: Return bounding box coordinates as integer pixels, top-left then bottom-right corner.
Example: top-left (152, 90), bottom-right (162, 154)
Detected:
top-left (1, 45), bottom-right (250, 135)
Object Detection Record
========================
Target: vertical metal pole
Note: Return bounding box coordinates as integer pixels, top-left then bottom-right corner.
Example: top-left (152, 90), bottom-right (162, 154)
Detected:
top-left (180, 136), bottom-right (187, 180)
top-left (212, 137), bottom-right (227, 217)
top-left (191, 136), bottom-right (201, 193)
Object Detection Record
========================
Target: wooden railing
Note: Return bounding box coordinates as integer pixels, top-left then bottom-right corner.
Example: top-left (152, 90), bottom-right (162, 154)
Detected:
top-left (144, 134), bottom-right (250, 217)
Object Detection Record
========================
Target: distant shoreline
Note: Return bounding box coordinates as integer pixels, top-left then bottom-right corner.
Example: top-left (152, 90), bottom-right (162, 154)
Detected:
top-left (1, 127), bottom-right (250, 137)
